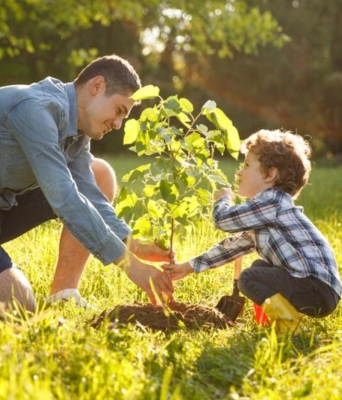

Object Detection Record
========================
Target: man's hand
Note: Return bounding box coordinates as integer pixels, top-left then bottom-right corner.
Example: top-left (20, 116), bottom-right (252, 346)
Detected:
top-left (126, 237), bottom-right (175, 263)
top-left (116, 251), bottom-right (174, 306)
top-left (162, 262), bottom-right (194, 281)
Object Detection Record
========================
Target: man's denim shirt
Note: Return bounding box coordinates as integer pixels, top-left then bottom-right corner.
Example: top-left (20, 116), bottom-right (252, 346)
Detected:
top-left (0, 77), bottom-right (130, 264)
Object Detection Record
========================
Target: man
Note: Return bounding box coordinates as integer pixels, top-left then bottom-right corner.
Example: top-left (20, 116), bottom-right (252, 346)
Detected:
top-left (0, 54), bottom-right (174, 313)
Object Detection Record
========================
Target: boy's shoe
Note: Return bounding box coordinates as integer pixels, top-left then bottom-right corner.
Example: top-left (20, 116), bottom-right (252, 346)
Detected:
top-left (47, 289), bottom-right (90, 308)
top-left (261, 293), bottom-right (305, 336)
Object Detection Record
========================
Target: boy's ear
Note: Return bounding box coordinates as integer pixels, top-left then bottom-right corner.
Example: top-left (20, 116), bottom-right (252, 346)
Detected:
top-left (264, 167), bottom-right (278, 183)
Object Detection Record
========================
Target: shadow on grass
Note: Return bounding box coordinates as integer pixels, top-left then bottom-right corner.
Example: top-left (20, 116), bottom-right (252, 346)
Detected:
top-left (185, 324), bottom-right (325, 399)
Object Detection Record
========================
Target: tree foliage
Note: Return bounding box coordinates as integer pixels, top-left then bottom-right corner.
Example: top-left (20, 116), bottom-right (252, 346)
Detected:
top-left (116, 85), bottom-right (240, 251)
top-left (181, 0), bottom-right (342, 150)
top-left (2, 0), bottom-right (340, 155)
top-left (0, 0), bottom-right (286, 79)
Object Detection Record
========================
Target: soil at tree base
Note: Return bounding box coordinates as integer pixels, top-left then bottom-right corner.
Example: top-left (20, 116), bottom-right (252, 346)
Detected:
top-left (90, 302), bottom-right (234, 332)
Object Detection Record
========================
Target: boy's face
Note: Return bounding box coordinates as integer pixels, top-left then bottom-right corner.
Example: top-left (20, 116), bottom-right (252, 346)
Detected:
top-left (237, 151), bottom-right (273, 198)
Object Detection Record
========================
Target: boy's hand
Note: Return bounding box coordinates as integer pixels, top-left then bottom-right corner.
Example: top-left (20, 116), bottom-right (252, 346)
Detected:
top-left (162, 262), bottom-right (193, 281)
top-left (214, 187), bottom-right (233, 202)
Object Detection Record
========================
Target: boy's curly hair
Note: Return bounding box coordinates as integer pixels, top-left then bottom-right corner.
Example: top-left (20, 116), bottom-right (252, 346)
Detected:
top-left (241, 129), bottom-right (312, 198)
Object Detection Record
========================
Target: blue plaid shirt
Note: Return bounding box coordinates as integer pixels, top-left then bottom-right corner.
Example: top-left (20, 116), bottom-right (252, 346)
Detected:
top-left (189, 188), bottom-right (341, 297)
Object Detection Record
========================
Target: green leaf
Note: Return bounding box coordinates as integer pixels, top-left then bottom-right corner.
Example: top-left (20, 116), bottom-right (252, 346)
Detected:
top-left (164, 96), bottom-right (181, 111)
top-left (122, 164), bottom-right (151, 183)
top-left (208, 129), bottom-right (223, 141)
top-left (130, 85), bottom-right (160, 101)
top-left (184, 175), bottom-right (196, 187)
top-left (170, 201), bottom-right (189, 220)
top-left (197, 124), bottom-right (209, 135)
top-left (226, 126), bottom-right (241, 160)
top-left (116, 189), bottom-right (139, 217)
top-left (135, 130), bottom-right (152, 156)
top-left (158, 127), bottom-right (173, 144)
top-left (124, 119), bottom-right (140, 145)
top-left (147, 199), bottom-right (163, 220)
top-left (169, 140), bottom-right (182, 153)
top-left (191, 136), bottom-right (206, 149)
top-left (202, 100), bottom-right (217, 111)
top-left (208, 173), bottom-right (229, 186)
top-left (217, 142), bottom-right (227, 155)
top-left (205, 107), bottom-right (233, 131)
top-left (132, 215), bottom-right (152, 237)
top-left (142, 185), bottom-right (157, 197)
top-left (160, 180), bottom-right (179, 204)
top-left (171, 196), bottom-right (200, 220)
top-left (175, 112), bottom-right (191, 128)
top-left (185, 132), bottom-right (201, 146)
top-left (162, 96), bottom-right (182, 117)
top-left (195, 188), bottom-right (212, 206)
top-left (195, 147), bottom-right (211, 163)
top-left (169, 126), bottom-right (184, 138)
top-left (186, 196), bottom-right (201, 217)
top-left (140, 107), bottom-right (159, 122)
top-left (154, 236), bottom-right (170, 251)
top-left (214, 108), bottom-right (233, 130)
top-left (179, 98), bottom-right (194, 113)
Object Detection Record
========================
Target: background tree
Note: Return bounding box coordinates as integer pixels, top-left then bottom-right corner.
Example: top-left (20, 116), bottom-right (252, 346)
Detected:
top-left (178, 0), bottom-right (342, 156)
top-left (1, 0), bottom-right (341, 157)
top-left (0, 0), bottom-right (286, 153)
top-left (0, 0), bottom-right (285, 80)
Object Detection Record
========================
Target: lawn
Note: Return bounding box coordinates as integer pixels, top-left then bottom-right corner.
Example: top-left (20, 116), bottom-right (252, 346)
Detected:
top-left (0, 155), bottom-right (341, 400)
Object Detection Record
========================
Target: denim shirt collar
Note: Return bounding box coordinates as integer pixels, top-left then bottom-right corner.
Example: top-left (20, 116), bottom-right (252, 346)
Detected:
top-left (65, 82), bottom-right (78, 137)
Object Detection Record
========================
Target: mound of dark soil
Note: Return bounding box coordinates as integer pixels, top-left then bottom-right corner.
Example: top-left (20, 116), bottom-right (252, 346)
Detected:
top-left (91, 302), bottom-right (234, 332)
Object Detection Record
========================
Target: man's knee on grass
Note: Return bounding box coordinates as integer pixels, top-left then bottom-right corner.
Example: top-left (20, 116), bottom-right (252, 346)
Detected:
top-left (0, 266), bottom-right (36, 315)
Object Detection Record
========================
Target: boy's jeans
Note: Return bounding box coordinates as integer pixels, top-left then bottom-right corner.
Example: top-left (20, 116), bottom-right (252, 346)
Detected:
top-left (238, 259), bottom-right (339, 317)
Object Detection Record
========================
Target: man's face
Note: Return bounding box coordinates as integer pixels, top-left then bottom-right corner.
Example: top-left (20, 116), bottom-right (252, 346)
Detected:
top-left (84, 93), bottom-right (135, 140)
top-left (79, 82), bottom-right (135, 140)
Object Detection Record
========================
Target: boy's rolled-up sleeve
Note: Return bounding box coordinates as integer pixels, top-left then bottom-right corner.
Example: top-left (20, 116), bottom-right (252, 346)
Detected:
top-left (189, 232), bottom-right (255, 273)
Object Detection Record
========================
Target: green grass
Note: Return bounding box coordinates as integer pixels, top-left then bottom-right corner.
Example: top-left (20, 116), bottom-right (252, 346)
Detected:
top-left (1, 155), bottom-right (342, 399)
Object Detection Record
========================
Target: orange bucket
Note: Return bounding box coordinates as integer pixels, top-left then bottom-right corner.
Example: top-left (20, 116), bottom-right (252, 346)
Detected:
top-left (253, 303), bottom-right (270, 325)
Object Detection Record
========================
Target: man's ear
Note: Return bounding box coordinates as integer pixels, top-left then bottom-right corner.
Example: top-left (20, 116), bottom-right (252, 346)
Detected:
top-left (89, 76), bottom-right (106, 96)
top-left (264, 167), bottom-right (278, 183)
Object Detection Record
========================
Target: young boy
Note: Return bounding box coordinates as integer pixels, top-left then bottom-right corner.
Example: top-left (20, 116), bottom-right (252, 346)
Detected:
top-left (164, 129), bottom-right (341, 334)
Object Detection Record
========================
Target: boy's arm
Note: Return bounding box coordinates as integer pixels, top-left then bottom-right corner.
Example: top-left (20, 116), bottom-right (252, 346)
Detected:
top-left (189, 232), bottom-right (254, 273)
top-left (213, 190), bottom-right (278, 233)
top-left (163, 232), bottom-right (255, 280)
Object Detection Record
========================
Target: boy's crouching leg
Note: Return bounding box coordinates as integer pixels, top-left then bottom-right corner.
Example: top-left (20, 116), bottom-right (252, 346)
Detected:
top-left (0, 266), bottom-right (36, 315)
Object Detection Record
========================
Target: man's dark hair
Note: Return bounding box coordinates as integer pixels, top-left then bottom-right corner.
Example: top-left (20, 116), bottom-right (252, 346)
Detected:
top-left (74, 54), bottom-right (141, 96)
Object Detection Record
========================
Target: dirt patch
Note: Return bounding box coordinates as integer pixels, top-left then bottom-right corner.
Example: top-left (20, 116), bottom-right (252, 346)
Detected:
top-left (90, 302), bottom-right (234, 332)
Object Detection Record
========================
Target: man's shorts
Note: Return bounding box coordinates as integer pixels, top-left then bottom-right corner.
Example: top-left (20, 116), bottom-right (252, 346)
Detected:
top-left (0, 188), bottom-right (56, 273)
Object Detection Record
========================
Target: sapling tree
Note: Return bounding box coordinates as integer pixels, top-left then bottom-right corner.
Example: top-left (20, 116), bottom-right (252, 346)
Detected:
top-left (116, 85), bottom-right (240, 256)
